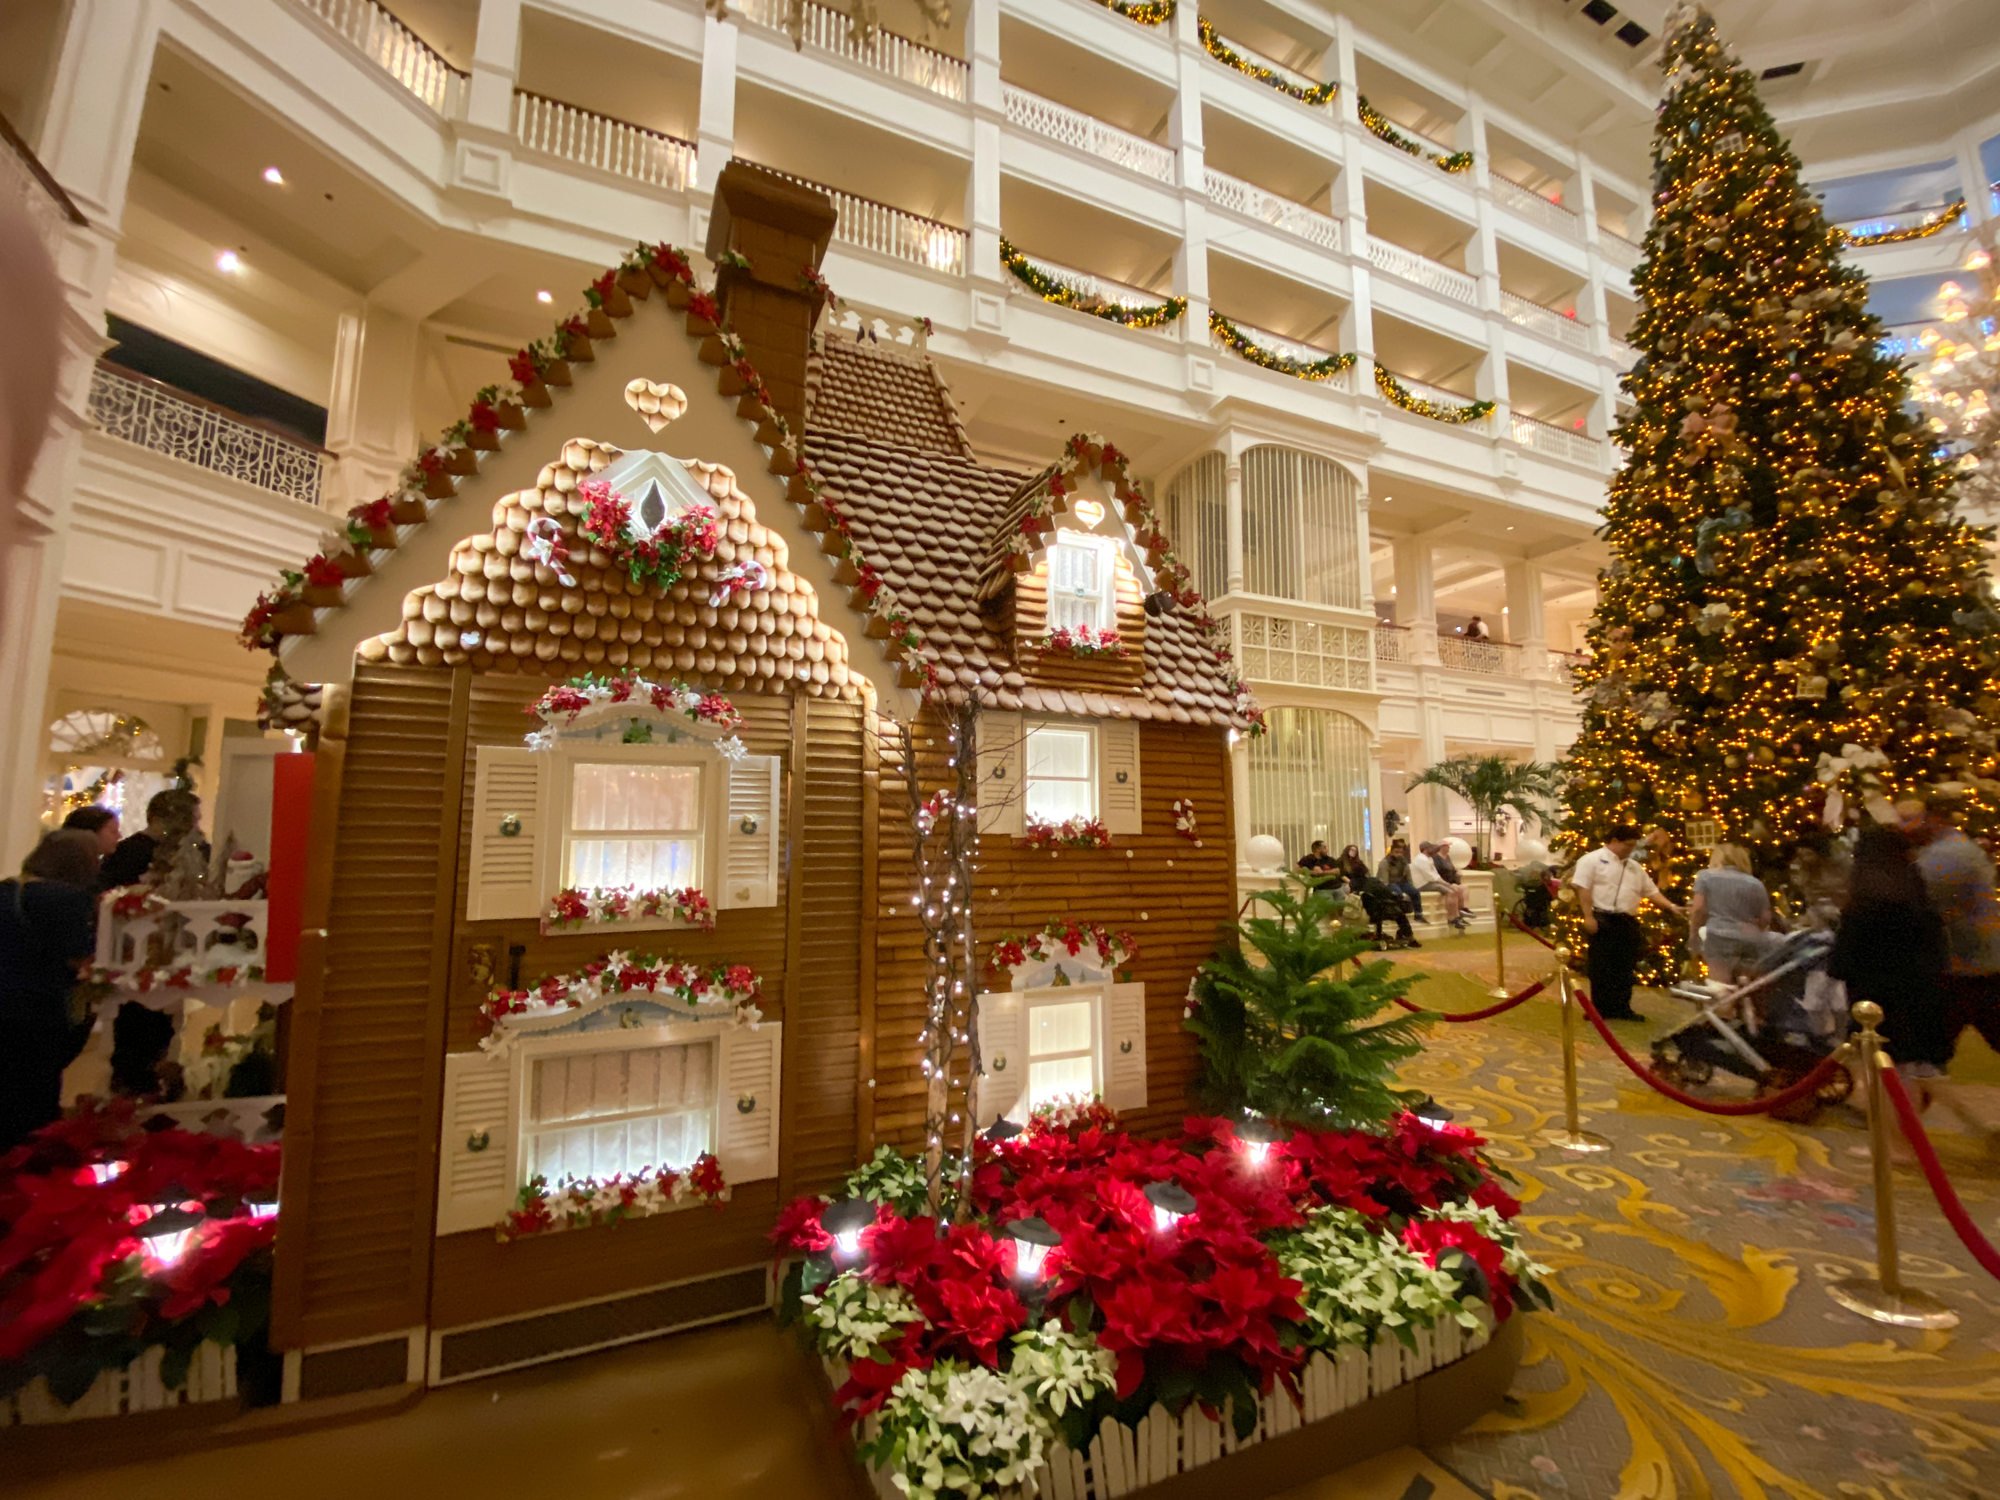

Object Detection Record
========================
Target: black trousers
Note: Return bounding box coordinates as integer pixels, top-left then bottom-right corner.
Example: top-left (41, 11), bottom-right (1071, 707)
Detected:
top-left (1588, 912), bottom-right (1644, 1017)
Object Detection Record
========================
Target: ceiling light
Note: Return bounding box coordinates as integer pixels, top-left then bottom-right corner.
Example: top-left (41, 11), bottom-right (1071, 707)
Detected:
top-left (263, 166), bottom-right (284, 185)
top-left (216, 250), bottom-right (242, 273)
top-left (536, 289), bottom-right (553, 304)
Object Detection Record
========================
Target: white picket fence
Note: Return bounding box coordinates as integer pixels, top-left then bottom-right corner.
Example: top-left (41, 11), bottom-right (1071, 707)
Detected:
top-left (3, 1344), bottom-right (236, 1426)
top-left (847, 1316), bottom-right (1490, 1500)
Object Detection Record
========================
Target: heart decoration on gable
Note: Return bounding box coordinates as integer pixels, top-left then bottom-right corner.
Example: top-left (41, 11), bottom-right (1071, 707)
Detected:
top-left (624, 378), bottom-right (689, 432)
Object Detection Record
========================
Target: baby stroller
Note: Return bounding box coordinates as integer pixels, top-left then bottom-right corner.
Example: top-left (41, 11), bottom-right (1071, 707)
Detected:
top-left (1508, 860), bottom-right (1561, 929)
top-left (1650, 928), bottom-right (1856, 1120)
top-left (1348, 876), bottom-right (1418, 949)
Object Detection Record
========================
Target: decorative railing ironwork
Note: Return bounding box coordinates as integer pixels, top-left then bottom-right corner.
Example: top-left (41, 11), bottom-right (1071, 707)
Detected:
top-left (1204, 169), bottom-right (1342, 250)
top-left (737, 0), bottom-right (967, 100)
top-left (1552, 651), bottom-right (1590, 687)
top-left (1499, 290), bottom-right (1592, 351)
top-left (88, 363), bottom-right (331, 506)
top-left (757, 164), bottom-right (967, 275)
top-left (1436, 633), bottom-right (1521, 675)
top-left (1489, 175), bottom-right (1580, 238)
top-left (1367, 239), bottom-right (1479, 306)
top-left (0, 110), bottom-right (85, 266)
top-left (1373, 624), bottom-right (1410, 663)
top-left (294, 0), bottom-right (466, 117)
top-left (513, 93), bottom-right (695, 192)
top-left (1508, 412), bottom-right (1604, 466)
top-left (1002, 84), bottom-right (1175, 183)
top-left (1232, 612), bottom-right (1374, 690)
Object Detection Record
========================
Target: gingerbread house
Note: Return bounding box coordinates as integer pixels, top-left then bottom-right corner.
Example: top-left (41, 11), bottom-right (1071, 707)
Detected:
top-left (255, 163), bottom-right (1252, 1397)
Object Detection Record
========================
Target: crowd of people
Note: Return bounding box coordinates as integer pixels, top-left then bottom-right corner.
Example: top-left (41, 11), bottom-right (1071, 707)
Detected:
top-left (1295, 835), bottom-right (1473, 949)
top-left (0, 789), bottom-right (208, 1151)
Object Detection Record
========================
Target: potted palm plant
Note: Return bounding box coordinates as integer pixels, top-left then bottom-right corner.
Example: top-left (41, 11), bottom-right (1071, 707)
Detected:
top-left (1403, 754), bottom-right (1563, 865)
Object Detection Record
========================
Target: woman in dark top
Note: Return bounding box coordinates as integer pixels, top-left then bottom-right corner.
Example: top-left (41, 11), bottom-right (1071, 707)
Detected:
top-left (1829, 826), bottom-right (1948, 1071)
top-left (1338, 845), bottom-right (1370, 886)
top-left (0, 830), bottom-right (103, 1151)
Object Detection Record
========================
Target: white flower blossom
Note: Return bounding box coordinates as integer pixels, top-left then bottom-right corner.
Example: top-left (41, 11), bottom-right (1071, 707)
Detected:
top-left (733, 1002), bottom-right (764, 1030)
top-left (716, 735), bottom-right (748, 762)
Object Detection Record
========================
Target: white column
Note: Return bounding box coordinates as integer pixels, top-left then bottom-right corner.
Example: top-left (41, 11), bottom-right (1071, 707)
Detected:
top-left (1224, 455), bottom-right (1245, 595)
top-left (1504, 560), bottom-right (1550, 679)
top-left (695, 7), bottom-right (739, 194)
top-left (464, 0), bottom-right (522, 133)
top-left (1330, 18), bottom-right (1373, 370)
top-left (1955, 132), bottom-right (1993, 229)
top-left (1412, 698), bottom-right (1450, 847)
top-left (965, 0), bottom-right (1004, 330)
top-left (1392, 536), bottom-right (1436, 662)
top-left (324, 308), bottom-right (420, 510)
top-left (1168, 4), bottom-right (1209, 340)
top-left (1352, 484), bottom-right (1374, 616)
top-left (33, 0), bottom-right (160, 231)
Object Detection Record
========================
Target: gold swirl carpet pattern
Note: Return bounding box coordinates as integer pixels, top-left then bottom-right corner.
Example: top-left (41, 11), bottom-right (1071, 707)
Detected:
top-left (1392, 937), bottom-right (2000, 1500)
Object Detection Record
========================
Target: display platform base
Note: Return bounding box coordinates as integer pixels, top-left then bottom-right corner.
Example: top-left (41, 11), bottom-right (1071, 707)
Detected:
top-left (835, 1312), bottom-right (1525, 1500)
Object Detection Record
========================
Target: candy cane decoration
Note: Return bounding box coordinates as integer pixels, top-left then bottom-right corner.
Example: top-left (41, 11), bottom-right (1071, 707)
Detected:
top-left (708, 558), bottom-right (771, 607)
top-left (523, 516), bottom-right (577, 587)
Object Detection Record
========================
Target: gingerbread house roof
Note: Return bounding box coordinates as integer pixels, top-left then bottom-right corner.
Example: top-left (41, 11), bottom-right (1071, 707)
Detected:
top-left (357, 437), bottom-right (859, 698)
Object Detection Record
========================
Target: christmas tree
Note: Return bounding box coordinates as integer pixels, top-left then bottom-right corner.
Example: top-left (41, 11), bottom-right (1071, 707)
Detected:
top-left (1912, 251), bottom-right (2000, 537)
top-left (1559, 7), bottom-right (2000, 970)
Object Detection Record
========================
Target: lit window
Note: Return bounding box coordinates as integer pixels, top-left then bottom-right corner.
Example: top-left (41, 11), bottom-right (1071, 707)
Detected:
top-left (1047, 537), bottom-right (1113, 631)
top-left (524, 1038), bottom-right (716, 1182)
top-left (1027, 994), bottom-right (1097, 1109)
top-left (1024, 724), bottom-right (1096, 823)
top-left (564, 761), bottom-right (704, 890)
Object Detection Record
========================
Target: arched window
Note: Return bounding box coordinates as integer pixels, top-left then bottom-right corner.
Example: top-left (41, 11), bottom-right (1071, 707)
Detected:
top-left (1245, 706), bottom-right (1373, 862)
top-left (43, 710), bottom-right (172, 827)
top-left (1160, 452), bottom-right (1228, 602)
top-left (1241, 447), bottom-right (1361, 608)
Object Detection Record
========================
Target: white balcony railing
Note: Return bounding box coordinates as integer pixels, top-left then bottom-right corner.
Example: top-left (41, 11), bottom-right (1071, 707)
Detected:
top-left (513, 93), bottom-right (695, 192)
top-left (294, 0), bottom-right (466, 117)
top-left (1609, 336), bottom-right (1638, 365)
top-left (89, 363), bottom-right (331, 507)
top-left (1212, 319), bottom-right (1352, 389)
top-left (1384, 370), bottom-right (1491, 426)
top-left (1596, 227), bottom-right (1642, 271)
top-left (1553, 651), bottom-right (1589, 687)
top-left (1499, 290), bottom-right (1592, 351)
top-left (1373, 625), bottom-right (1410, 663)
top-left (759, 166), bottom-right (967, 276)
top-left (1002, 84), bottom-right (1175, 183)
top-left (1203, 30), bottom-right (1337, 112)
top-left (1367, 240), bottom-right (1479, 306)
top-left (1, 112), bottom-right (85, 267)
top-left (738, 0), bottom-right (967, 101)
top-left (1490, 175), bottom-right (1580, 239)
top-left (1509, 412), bottom-right (1603, 466)
top-left (1437, 633), bottom-right (1521, 675)
top-left (1204, 170), bottom-right (1342, 251)
top-left (1010, 251), bottom-right (1181, 338)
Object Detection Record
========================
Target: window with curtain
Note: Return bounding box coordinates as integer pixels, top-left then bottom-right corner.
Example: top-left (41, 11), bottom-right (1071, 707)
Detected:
top-left (1245, 706), bottom-right (1373, 861)
top-left (1241, 447), bottom-right (1362, 608)
top-left (1046, 536), bottom-right (1114, 631)
top-left (565, 761), bottom-right (705, 890)
top-left (1027, 992), bottom-right (1099, 1108)
top-left (1024, 723), bottom-right (1097, 822)
top-left (1161, 453), bottom-right (1229, 601)
top-left (524, 1037), bottom-right (717, 1182)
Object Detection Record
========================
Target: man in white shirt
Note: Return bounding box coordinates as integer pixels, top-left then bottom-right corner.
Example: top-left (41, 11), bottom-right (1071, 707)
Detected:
top-left (1412, 842), bottom-right (1467, 929)
top-left (1571, 823), bottom-right (1684, 1021)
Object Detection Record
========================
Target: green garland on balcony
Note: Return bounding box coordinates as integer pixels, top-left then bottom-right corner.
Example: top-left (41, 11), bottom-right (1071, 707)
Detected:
top-left (999, 238), bottom-right (1187, 329)
top-left (1209, 312), bottom-right (1355, 380)
top-left (1355, 95), bottom-right (1474, 173)
top-left (1197, 19), bottom-right (1338, 106)
top-left (1838, 196), bottom-right (1967, 248)
top-left (1374, 365), bottom-right (1493, 424)
top-left (1094, 0), bottom-right (1175, 23)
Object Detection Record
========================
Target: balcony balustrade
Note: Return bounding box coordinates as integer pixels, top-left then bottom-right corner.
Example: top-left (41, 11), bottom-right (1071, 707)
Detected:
top-left (1596, 227), bottom-right (1642, 271)
top-left (513, 93), bottom-right (695, 192)
top-left (1552, 651), bottom-right (1589, 687)
top-left (1002, 84), bottom-right (1175, 184)
top-left (1367, 240), bottom-right (1479, 306)
top-left (1204, 169), bottom-right (1342, 250)
top-left (1373, 624), bottom-right (1410, 663)
top-left (1007, 250), bottom-right (1180, 337)
top-left (88, 363), bottom-right (332, 507)
top-left (295, 0), bottom-right (465, 117)
top-left (1435, 633), bottom-right (1521, 675)
top-left (1835, 201), bottom-right (1966, 240)
top-left (1508, 411), bottom-right (1603, 466)
top-left (1202, 29), bottom-right (1337, 113)
top-left (758, 166), bottom-right (967, 275)
top-left (739, 0), bottom-right (967, 100)
top-left (1490, 175), bottom-right (1580, 240)
top-left (1499, 289), bottom-right (1591, 351)
top-left (1380, 368), bottom-right (1490, 427)
top-left (1210, 318), bottom-right (1352, 389)
top-left (0, 111), bottom-right (85, 267)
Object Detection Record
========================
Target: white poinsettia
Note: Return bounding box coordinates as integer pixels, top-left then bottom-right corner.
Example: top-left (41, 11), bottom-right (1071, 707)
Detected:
top-left (869, 1361), bottom-right (1044, 1500)
top-left (801, 1275), bottom-right (924, 1364)
top-left (716, 734), bottom-right (749, 761)
top-left (1008, 1321), bottom-right (1115, 1420)
top-left (1270, 1206), bottom-right (1476, 1345)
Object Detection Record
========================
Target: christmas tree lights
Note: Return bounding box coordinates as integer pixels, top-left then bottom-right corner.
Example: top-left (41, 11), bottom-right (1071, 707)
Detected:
top-left (1556, 8), bottom-right (2000, 980)
top-left (1911, 251), bottom-right (2000, 536)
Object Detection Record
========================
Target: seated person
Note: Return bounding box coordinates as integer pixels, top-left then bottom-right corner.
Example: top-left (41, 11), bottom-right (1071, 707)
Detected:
top-left (1375, 840), bottom-right (1426, 923)
top-left (1296, 840), bottom-right (1343, 894)
top-left (1411, 841), bottom-right (1468, 930)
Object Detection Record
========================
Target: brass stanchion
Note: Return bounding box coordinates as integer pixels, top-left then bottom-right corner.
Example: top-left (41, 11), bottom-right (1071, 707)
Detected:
top-left (1537, 947), bottom-right (1611, 1153)
top-left (1827, 1001), bottom-right (1957, 1329)
top-left (1486, 903), bottom-right (1509, 999)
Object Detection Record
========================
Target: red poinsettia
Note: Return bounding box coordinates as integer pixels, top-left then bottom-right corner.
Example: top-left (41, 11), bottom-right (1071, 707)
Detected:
top-left (303, 554), bottom-right (347, 589)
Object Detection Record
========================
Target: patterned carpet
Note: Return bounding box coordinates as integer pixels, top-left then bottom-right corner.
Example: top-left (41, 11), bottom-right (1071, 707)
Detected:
top-left (1392, 934), bottom-right (2000, 1500)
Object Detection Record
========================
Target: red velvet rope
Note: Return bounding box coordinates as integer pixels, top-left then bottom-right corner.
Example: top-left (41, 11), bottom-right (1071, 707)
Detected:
top-left (1509, 913), bottom-right (1560, 950)
top-left (1393, 979), bottom-right (1546, 1022)
top-left (1881, 1069), bottom-right (2000, 1283)
top-left (1573, 987), bottom-right (1849, 1116)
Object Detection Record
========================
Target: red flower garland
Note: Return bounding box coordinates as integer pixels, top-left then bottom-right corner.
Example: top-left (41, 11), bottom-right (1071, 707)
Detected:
top-left (575, 478), bottom-right (723, 592)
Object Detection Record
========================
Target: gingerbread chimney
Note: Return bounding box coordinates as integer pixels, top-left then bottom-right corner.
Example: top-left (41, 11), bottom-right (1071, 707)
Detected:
top-left (704, 162), bottom-right (837, 441)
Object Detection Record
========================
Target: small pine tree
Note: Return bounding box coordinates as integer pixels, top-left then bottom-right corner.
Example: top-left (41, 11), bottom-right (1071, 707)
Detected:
top-left (1559, 7), bottom-right (2000, 978)
top-left (1186, 880), bottom-right (1433, 1129)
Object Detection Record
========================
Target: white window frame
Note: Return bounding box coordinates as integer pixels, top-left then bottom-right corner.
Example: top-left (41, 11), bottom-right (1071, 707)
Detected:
top-left (1045, 534), bottom-right (1117, 632)
top-left (1023, 986), bottom-right (1103, 1111)
top-left (550, 741), bottom-right (728, 929)
top-left (1023, 719), bottom-right (1099, 825)
top-left (514, 1021), bottom-right (721, 1186)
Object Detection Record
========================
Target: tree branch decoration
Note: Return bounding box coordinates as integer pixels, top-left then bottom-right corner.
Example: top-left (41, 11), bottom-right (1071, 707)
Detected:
top-left (905, 696), bottom-right (987, 1219)
top-left (1374, 366), bottom-right (1495, 424)
top-left (1209, 312), bottom-right (1356, 381)
top-left (999, 239), bottom-right (1188, 329)
top-left (1198, 19), bottom-right (1338, 105)
top-left (1355, 95), bottom-right (1474, 173)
